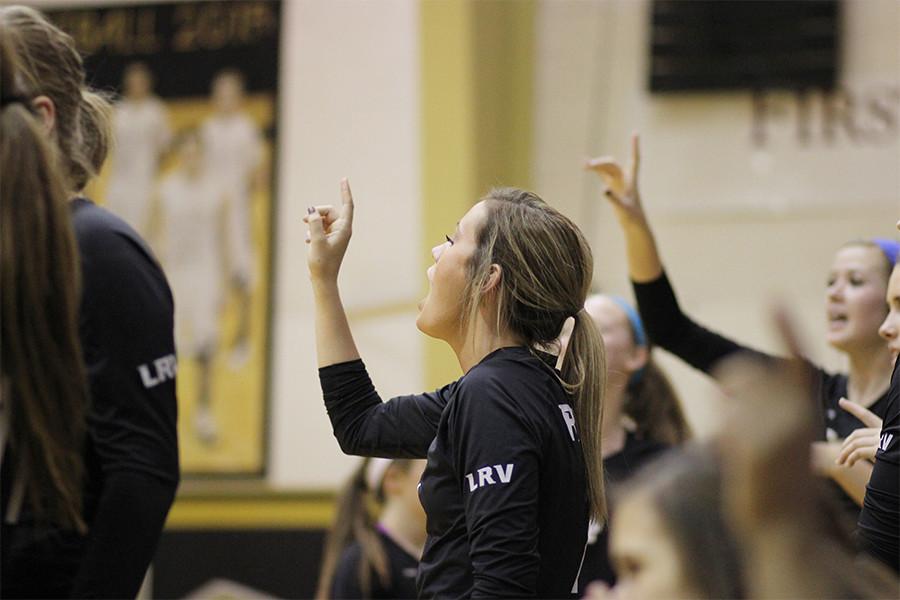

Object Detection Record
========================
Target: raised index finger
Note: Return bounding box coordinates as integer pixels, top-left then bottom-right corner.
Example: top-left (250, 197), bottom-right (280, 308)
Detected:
top-left (630, 132), bottom-right (641, 182)
top-left (340, 177), bottom-right (355, 223)
top-left (838, 398), bottom-right (882, 429)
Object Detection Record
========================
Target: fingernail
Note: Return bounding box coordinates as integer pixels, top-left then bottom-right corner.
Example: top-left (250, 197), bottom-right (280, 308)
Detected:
top-left (307, 206), bottom-right (315, 215)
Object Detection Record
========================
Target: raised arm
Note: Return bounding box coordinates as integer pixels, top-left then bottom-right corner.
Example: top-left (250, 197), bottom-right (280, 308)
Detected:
top-left (585, 134), bottom-right (661, 283)
top-left (305, 180), bottom-right (446, 458)
top-left (305, 178), bottom-right (360, 367)
top-left (585, 135), bottom-right (768, 375)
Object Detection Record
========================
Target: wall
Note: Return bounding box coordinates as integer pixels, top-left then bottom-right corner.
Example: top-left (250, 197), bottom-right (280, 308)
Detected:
top-left (269, 0), bottom-right (422, 488)
top-left (533, 0), bottom-right (900, 435)
top-left (30, 0), bottom-right (900, 482)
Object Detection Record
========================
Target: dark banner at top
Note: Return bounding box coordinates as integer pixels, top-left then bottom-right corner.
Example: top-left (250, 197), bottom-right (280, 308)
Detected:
top-left (47, 1), bottom-right (281, 98)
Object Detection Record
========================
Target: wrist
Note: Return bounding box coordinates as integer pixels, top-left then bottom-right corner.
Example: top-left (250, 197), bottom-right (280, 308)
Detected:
top-left (618, 211), bottom-right (650, 231)
top-left (311, 277), bottom-right (340, 298)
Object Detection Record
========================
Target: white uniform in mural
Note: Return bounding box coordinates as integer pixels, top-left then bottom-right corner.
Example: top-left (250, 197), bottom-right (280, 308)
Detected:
top-left (106, 97), bottom-right (171, 234)
top-left (200, 113), bottom-right (263, 290)
top-left (158, 171), bottom-right (225, 358)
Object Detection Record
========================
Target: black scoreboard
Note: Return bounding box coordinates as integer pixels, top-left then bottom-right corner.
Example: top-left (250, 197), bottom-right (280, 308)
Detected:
top-left (649, 0), bottom-right (841, 93)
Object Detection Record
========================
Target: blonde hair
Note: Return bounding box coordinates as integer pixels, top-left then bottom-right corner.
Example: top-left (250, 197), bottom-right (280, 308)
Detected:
top-left (461, 188), bottom-right (607, 522)
top-left (0, 5), bottom-right (112, 192)
top-left (316, 458), bottom-right (414, 599)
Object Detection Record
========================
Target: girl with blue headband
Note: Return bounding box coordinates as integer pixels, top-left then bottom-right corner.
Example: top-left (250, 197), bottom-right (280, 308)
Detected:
top-left (559, 293), bottom-right (690, 590)
top-left (586, 135), bottom-right (896, 523)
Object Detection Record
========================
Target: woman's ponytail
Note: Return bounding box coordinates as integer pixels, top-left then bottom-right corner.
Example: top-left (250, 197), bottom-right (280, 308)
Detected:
top-left (562, 309), bottom-right (608, 523)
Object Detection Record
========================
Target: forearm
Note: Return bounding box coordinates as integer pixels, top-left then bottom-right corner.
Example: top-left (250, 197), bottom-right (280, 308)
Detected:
top-left (313, 280), bottom-right (360, 368)
top-left (813, 441), bottom-right (873, 506)
top-left (828, 461), bottom-right (873, 507)
top-left (619, 216), bottom-right (663, 283)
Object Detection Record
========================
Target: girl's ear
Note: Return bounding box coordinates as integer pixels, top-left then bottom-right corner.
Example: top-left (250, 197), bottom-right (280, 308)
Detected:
top-left (625, 344), bottom-right (649, 373)
top-left (31, 95), bottom-right (56, 135)
top-left (482, 264), bottom-right (502, 293)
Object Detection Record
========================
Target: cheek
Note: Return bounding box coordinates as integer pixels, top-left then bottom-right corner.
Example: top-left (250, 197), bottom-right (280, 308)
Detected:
top-left (634, 541), bottom-right (691, 598)
top-left (601, 334), bottom-right (632, 370)
top-left (848, 287), bottom-right (889, 319)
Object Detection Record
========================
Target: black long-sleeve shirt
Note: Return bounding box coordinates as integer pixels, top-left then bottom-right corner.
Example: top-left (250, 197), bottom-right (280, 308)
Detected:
top-left (1, 199), bottom-right (180, 599)
top-left (330, 528), bottom-right (420, 599)
top-left (70, 198), bottom-right (180, 598)
top-left (857, 356), bottom-right (900, 572)
top-left (632, 272), bottom-right (891, 515)
top-left (320, 347), bottom-right (589, 599)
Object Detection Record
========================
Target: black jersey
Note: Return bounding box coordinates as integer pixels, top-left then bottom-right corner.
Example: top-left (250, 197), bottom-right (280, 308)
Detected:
top-left (70, 198), bottom-right (179, 597)
top-left (331, 528), bottom-right (420, 599)
top-left (857, 356), bottom-right (900, 573)
top-left (320, 347), bottom-right (590, 599)
top-left (1, 199), bottom-right (179, 599)
top-left (578, 433), bottom-right (669, 589)
top-left (632, 272), bottom-right (891, 514)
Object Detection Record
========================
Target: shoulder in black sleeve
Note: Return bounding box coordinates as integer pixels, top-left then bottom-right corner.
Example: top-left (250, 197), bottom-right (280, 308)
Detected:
top-left (68, 198), bottom-right (179, 598)
top-left (857, 357), bottom-right (900, 573)
top-left (71, 197), bottom-right (179, 485)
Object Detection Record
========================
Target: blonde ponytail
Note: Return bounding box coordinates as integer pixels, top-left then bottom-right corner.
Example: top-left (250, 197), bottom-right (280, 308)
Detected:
top-left (562, 309), bottom-right (608, 523)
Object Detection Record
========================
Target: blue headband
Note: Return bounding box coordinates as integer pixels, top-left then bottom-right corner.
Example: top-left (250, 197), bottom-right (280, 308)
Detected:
top-left (609, 296), bottom-right (648, 348)
top-left (873, 238), bottom-right (900, 268)
top-left (608, 296), bottom-right (648, 387)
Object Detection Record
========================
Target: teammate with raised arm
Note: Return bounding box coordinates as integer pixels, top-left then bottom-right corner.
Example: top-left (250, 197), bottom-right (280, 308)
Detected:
top-left (586, 135), bottom-right (896, 514)
top-left (306, 181), bottom-right (605, 597)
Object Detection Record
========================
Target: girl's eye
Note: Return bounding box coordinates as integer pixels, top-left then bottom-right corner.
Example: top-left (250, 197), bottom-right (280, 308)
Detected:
top-left (445, 234), bottom-right (455, 246)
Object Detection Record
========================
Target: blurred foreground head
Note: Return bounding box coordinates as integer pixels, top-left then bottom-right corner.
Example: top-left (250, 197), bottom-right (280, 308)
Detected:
top-left (608, 445), bottom-right (744, 600)
top-left (715, 312), bottom-right (898, 598)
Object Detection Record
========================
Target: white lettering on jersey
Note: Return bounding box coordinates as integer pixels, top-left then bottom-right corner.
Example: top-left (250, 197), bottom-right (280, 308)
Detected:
top-left (465, 464), bottom-right (515, 492)
top-left (559, 404), bottom-right (577, 441)
top-left (477, 466), bottom-right (496, 487)
top-left (495, 463), bottom-right (514, 483)
top-left (879, 433), bottom-right (894, 452)
top-left (138, 353), bottom-right (178, 388)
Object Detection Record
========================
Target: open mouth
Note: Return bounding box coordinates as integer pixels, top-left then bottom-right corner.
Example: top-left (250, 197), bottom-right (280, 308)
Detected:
top-left (827, 310), bottom-right (848, 326)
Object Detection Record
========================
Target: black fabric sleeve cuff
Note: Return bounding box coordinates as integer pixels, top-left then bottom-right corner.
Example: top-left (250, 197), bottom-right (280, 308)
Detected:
top-left (319, 359), bottom-right (377, 413)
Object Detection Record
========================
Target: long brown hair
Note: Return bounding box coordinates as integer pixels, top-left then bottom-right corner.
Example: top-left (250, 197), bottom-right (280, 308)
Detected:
top-left (316, 458), bottom-right (413, 599)
top-left (0, 5), bottom-right (112, 193)
top-left (0, 30), bottom-right (88, 531)
top-left (625, 355), bottom-right (691, 445)
top-left (461, 188), bottom-right (607, 522)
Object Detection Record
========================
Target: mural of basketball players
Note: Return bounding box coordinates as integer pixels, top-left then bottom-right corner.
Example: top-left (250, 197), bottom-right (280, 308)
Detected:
top-left (201, 69), bottom-right (264, 369)
top-left (105, 62), bottom-right (171, 236)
